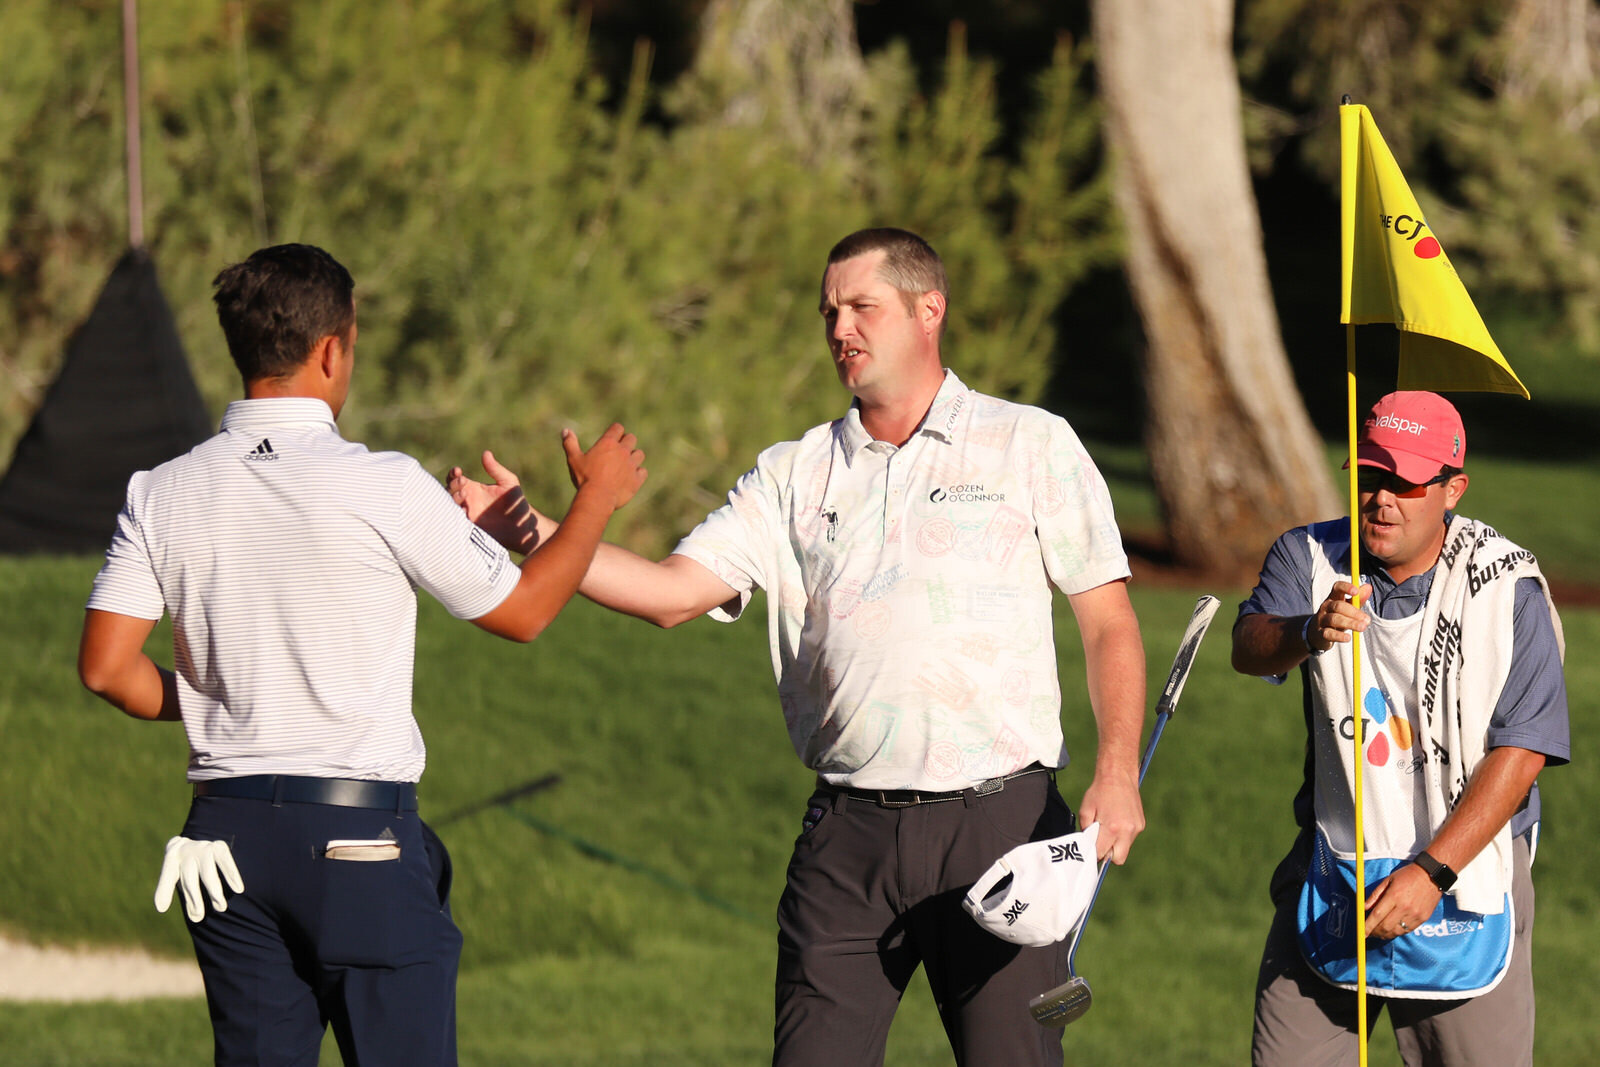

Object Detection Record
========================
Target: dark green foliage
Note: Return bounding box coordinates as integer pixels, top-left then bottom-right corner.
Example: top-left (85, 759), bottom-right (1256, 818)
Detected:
top-left (1237, 0), bottom-right (1600, 351)
top-left (0, 1), bottom-right (1115, 556)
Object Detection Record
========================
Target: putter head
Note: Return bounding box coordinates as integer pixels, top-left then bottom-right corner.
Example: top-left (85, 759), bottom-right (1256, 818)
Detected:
top-left (1029, 976), bottom-right (1092, 1027)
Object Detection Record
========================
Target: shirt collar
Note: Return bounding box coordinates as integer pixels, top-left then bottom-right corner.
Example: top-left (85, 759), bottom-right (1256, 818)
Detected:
top-left (1341, 544), bottom-right (1439, 608)
top-left (833, 369), bottom-right (968, 463)
top-left (919, 369), bottom-right (969, 444)
top-left (220, 397), bottom-right (339, 434)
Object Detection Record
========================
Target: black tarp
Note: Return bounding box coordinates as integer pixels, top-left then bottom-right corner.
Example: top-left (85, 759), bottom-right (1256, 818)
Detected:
top-left (0, 248), bottom-right (212, 553)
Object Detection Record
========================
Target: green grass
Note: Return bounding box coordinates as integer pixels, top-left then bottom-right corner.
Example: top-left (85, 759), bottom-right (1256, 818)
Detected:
top-left (1, 555), bottom-right (1595, 1065)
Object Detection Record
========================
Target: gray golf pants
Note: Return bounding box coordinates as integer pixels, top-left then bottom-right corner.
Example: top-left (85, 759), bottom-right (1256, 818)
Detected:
top-left (1252, 834), bottom-right (1535, 1067)
top-left (774, 770), bottom-right (1075, 1067)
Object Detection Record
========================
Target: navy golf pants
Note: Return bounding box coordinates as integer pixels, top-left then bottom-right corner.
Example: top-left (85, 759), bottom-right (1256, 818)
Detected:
top-left (180, 795), bottom-right (463, 1066)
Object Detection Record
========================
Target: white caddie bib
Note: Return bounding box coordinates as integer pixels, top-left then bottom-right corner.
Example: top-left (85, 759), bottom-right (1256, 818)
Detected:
top-left (1294, 521), bottom-right (1512, 999)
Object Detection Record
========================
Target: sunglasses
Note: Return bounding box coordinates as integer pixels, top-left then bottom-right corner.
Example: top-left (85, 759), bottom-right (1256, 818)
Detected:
top-left (1356, 469), bottom-right (1451, 499)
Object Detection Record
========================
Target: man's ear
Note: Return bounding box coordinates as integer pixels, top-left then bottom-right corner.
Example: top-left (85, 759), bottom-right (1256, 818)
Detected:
top-left (1443, 472), bottom-right (1470, 509)
top-left (312, 333), bottom-right (343, 381)
top-left (920, 290), bottom-right (946, 336)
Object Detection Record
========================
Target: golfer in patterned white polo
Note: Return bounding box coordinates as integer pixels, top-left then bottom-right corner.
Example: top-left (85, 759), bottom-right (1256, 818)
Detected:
top-left (450, 228), bottom-right (1147, 1065)
top-left (77, 243), bottom-right (646, 1066)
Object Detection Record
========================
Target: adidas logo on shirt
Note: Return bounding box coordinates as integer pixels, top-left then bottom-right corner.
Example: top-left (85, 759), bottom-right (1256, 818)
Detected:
top-left (243, 438), bottom-right (279, 462)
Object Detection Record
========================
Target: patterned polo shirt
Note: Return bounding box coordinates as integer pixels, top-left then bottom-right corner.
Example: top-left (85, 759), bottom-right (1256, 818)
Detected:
top-left (673, 371), bottom-right (1130, 790)
top-left (86, 398), bottom-right (519, 782)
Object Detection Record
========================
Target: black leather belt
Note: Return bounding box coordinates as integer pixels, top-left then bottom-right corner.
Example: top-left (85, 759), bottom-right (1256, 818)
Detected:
top-left (821, 763), bottom-right (1052, 809)
top-left (193, 775), bottom-right (418, 811)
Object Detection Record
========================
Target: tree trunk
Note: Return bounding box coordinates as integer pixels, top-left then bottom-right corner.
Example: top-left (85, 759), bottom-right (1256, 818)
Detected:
top-left (1091, 0), bottom-right (1339, 580)
top-left (687, 0), bottom-right (866, 164)
top-left (1500, 0), bottom-right (1600, 126)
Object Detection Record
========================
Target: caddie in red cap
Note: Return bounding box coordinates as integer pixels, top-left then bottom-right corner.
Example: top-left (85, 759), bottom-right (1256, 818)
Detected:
top-left (1231, 390), bottom-right (1569, 1067)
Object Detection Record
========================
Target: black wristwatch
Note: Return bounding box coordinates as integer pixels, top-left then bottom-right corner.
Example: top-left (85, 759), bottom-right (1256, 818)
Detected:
top-left (1413, 850), bottom-right (1457, 892)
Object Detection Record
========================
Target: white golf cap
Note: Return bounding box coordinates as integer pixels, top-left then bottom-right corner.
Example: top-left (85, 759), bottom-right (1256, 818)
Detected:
top-left (962, 823), bottom-right (1101, 948)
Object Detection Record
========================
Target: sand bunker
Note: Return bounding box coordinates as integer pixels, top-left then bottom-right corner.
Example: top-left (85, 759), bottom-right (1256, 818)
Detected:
top-left (0, 933), bottom-right (203, 1002)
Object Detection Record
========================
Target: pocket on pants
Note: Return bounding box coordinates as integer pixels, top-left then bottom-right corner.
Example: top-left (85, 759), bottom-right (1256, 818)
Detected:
top-left (315, 855), bottom-right (405, 968)
top-left (420, 820), bottom-right (454, 912)
top-left (972, 776), bottom-right (1069, 847)
top-left (315, 824), bottom-right (452, 969)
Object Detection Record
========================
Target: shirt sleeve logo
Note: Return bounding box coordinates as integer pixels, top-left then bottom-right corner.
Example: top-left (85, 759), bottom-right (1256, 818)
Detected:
top-left (469, 527), bottom-right (508, 581)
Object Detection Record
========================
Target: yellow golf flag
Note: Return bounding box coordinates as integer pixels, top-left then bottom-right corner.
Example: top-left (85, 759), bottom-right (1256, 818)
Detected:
top-left (1340, 103), bottom-right (1528, 397)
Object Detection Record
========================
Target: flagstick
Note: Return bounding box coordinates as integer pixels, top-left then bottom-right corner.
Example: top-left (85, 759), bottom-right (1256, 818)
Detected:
top-left (1346, 324), bottom-right (1369, 1067)
top-left (122, 0), bottom-right (144, 250)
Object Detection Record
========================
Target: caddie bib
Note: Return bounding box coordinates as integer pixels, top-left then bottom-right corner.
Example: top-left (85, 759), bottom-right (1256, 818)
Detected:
top-left (1293, 520), bottom-right (1512, 999)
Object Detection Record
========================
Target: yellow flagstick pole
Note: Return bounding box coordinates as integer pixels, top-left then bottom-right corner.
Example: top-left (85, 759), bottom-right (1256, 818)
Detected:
top-left (1339, 94), bottom-right (1526, 1065)
top-left (1346, 324), bottom-right (1368, 1066)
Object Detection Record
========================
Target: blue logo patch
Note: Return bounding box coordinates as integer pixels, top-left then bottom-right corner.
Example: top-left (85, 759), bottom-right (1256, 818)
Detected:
top-left (1363, 687), bottom-right (1390, 724)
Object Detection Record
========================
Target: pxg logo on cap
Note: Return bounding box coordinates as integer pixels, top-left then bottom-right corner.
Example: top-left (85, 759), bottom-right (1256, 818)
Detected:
top-left (962, 823), bottom-right (1101, 948)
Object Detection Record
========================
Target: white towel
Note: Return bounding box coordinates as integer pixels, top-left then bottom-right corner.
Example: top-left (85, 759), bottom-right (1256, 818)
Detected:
top-left (1416, 516), bottom-right (1563, 913)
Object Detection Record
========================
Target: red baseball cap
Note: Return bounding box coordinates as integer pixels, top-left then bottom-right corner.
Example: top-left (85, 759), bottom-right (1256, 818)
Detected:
top-left (1348, 391), bottom-right (1466, 483)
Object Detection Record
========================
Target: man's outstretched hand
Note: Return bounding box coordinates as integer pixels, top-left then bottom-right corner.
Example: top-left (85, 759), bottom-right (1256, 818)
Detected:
top-left (448, 450), bottom-right (541, 554)
top-left (561, 424), bottom-right (648, 512)
top-left (449, 425), bottom-right (647, 555)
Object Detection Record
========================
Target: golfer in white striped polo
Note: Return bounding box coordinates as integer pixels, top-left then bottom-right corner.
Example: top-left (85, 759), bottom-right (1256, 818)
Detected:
top-left (78, 244), bottom-right (646, 1066)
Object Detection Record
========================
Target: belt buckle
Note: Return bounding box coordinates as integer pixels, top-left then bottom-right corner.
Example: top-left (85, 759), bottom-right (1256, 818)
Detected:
top-left (971, 776), bottom-right (1006, 798)
top-left (877, 791), bottom-right (920, 809)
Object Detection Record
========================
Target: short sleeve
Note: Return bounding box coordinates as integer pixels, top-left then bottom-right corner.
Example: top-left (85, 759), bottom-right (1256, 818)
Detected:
top-left (671, 461), bottom-right (780, 622)
top-left (1033, 417), bottom-right (1131, 595)
top-left (392, 462), bottom-right (519, 620)
top-left (1239, 529), bottom-right (1316, 621)
top-left (85, 473), bottom-right (166, 621)
top-left (1233, 527), bottom-right (1318, 685)
top-left (1486, 577), bottom-right (1570, 765)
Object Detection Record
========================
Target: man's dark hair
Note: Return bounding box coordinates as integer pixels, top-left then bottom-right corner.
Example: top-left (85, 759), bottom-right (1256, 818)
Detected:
top-left (212, 244), bottom-right (356, 382)
top-left (825, 228), bottom-right (949, 319)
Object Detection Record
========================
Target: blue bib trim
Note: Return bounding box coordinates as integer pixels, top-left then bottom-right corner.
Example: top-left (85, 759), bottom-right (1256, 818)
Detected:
top-left (1296, 830), bottom-right (1511, 998)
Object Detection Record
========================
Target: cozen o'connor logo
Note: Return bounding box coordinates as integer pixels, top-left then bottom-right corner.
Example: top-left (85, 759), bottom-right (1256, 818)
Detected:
top-left (929, 483), bottom-right (1005, 504)
top-left (1381, 213), bottom-right (1442, 259)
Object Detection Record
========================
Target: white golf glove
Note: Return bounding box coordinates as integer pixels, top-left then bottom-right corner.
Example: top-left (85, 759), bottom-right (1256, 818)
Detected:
top-left (154, 836), bottom-right (245, 923)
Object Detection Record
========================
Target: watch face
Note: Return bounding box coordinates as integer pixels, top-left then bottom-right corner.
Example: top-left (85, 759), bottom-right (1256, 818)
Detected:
top-left (1416, 852), bottom-right (1456, 891)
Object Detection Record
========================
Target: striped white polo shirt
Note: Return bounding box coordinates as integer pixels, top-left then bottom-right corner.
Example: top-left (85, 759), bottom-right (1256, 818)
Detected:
top-left (87, 398), bottom-right (519, 782)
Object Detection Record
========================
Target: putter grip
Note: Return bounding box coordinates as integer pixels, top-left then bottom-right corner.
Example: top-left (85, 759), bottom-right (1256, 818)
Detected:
top-left (1155, 594), bottom-right (1220, 717)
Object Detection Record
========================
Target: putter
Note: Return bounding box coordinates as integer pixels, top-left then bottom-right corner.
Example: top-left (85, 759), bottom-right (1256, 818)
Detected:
top-left (1029, 594), bottom-right (1222, 1027)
